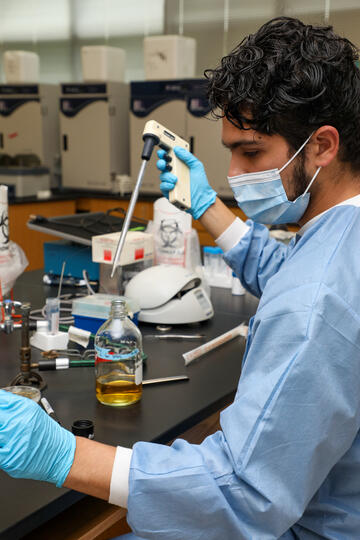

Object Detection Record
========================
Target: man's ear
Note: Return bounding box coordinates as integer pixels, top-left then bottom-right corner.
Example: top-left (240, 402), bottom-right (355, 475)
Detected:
top-left (310, 126), bottom-right (339, 167)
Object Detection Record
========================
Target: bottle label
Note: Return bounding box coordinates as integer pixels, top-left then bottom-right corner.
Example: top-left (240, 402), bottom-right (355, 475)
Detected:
top-left (95, 345), bottom-right (140, 362)
top-left (135, 357), bottom-right (142, 386)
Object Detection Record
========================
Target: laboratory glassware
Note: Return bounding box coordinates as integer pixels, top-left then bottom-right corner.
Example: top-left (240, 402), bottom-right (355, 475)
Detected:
top-left (95, 298), bottom-right (143, 406)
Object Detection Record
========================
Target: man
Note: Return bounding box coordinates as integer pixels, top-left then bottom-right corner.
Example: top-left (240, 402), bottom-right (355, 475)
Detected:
top-left (1, 16), bottom-right (360, 539)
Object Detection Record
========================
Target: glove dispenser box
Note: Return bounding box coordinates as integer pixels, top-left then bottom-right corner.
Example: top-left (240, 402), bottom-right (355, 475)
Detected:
top-left (130, 79), bottom-right (231, 198)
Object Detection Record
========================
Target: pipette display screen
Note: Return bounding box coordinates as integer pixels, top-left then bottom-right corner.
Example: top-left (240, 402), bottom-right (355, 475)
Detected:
top-left (163, 130), bottom-right (175, 141)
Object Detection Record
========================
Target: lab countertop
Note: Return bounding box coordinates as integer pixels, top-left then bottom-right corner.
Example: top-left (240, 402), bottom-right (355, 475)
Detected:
top-left (0, 270), bottom-right (258, 539)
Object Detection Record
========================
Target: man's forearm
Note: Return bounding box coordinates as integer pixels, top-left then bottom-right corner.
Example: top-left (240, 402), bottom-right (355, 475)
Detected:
top-left (64, 437), bottom-right (116, 501)
top-left (199, 196), bottom-right (237, 239)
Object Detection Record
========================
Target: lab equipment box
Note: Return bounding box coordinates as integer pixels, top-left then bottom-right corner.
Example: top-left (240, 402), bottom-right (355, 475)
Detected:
top-left (4, 51), bottom-right (39, 84)
top-left (144, 35), bottom-right (196, 80)
top-left (59, 82), bottom-right (129, 191)
top-left (44, 241), bottom-right (99, 281)
top-left (130, 78), bottom-right (231, 198)
top-left (81, 46), bottom-right (126, 83)
top-left (0, 84), bottom-right (60, 187)
top-left (0, 167), bottom-right (50, 197)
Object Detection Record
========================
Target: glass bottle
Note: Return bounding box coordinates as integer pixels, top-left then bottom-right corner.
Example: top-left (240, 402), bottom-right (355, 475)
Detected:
top-left (95, 298), bottom-right (143, 407)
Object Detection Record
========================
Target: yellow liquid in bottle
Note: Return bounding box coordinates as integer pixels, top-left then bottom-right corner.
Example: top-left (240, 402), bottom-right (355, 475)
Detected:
top-left (96, 375), bottom-right (142, 407)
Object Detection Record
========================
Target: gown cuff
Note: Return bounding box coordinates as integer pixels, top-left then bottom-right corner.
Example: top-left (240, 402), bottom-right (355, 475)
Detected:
top-left (215, 217), bottom-right (250, 253)
top-left (108, 446), bottom-right (133, 508)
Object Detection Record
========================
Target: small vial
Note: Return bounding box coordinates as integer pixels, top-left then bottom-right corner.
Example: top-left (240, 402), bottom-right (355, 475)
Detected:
top-left (209, 247), bottom-right (217, 275)
top-left (215, 247), bottom-right (226, 276)
top-left (203, 247), bottom-right (212, 274)
top-left (46, 297), bottom-right (60, 335)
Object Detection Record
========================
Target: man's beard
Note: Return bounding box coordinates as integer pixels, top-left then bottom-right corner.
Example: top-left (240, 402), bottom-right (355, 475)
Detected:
top-left (290, 152), bottom-right (312, 201)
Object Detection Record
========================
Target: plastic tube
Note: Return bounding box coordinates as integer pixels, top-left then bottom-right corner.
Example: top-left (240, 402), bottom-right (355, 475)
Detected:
top-left (46, 297), bottom-right (60, 335)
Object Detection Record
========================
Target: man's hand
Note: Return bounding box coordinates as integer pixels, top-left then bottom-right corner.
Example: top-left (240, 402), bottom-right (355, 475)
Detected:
top-left (157, 146), bottom-right (217, 220)
top-left (0, 389), bottom-right (76, 487)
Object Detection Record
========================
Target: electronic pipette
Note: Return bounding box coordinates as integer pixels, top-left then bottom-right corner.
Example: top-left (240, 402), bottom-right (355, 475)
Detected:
top-left (110, 120), bottom-right (190, 278)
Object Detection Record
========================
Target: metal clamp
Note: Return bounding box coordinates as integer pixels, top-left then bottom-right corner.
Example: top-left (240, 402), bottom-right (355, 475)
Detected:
top-left (0, 299), bottom-right (22, 334)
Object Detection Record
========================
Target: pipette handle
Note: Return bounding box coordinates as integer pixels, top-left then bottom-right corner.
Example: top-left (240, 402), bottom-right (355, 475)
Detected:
top-left (110, 159), bottom-right (148, 278)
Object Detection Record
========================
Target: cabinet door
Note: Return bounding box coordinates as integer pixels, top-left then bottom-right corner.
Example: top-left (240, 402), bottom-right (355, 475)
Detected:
top-left (9, 200), bottom-right (76, 271)
top-left (60, 98), bottom-right (111, 190)
top-left (186, 113), bottom-right (232, 199)
top-left (0, 100), bottom-right (43, 161)
top-left (130, 100), bottom-right (187, 195)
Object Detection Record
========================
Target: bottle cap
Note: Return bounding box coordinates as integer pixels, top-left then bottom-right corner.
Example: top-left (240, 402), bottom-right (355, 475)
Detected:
top-left (71, 419), bottom-right (94, 439)
top-left (111, 298), bottom-right (126, 307)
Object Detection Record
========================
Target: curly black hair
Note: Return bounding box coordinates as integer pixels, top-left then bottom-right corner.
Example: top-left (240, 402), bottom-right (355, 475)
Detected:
top-left (205, 17), bottom-right (360, 171)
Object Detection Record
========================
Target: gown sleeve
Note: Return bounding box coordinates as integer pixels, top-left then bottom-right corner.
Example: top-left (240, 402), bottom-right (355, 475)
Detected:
top-left (224, 220), bottom-right (290, 297)
top-left (126, 283), bottom-right (360, 539)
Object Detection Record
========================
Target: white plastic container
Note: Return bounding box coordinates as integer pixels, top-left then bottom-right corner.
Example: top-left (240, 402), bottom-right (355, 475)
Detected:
top-left (202, 246), bottom-right (232, 288)
top-left (81, 46), bottom-right (126, 82)
top-left (144, 35), bottom-right (196, 80)
top-left (4, 51), bottom-right (39, 83)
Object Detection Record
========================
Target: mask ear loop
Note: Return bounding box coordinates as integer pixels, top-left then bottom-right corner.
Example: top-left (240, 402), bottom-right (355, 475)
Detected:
top-left (279, 131), bottom-right (315, 173)
top-left (303, 166), bottom-right (321, 195)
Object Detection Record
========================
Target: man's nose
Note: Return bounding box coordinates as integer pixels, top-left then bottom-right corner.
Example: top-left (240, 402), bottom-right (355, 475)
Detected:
top-left (228, 155), bottom-right (246, 177)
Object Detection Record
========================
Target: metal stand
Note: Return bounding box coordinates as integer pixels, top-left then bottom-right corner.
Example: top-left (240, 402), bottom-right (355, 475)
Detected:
top-left (10, 302), bottom-right (47, 390)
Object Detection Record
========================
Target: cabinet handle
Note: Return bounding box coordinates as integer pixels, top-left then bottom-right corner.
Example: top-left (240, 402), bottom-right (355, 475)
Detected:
top-left (63, 134), bottom-right (68, 151)
top-left (189, 136), bottom-right (194, 154)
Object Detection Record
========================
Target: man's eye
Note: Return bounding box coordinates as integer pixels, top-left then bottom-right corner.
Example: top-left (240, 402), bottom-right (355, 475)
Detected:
top-left (244, 151), bottom-right (259, 158)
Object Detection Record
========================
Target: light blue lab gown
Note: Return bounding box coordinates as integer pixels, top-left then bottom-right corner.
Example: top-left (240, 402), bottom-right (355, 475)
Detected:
top-left (124, 204), bottom-right (360, 539)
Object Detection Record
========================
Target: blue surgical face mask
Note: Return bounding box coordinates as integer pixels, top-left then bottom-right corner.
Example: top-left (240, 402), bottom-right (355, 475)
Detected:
top-left (227, 133), bottom-right (321, 224)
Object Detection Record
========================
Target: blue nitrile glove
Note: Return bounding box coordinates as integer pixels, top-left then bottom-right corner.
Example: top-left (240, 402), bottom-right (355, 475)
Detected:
top-left (0, 390), bottom-right (76, 487)
top-left (157, 146), bottom-right (217, 220)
